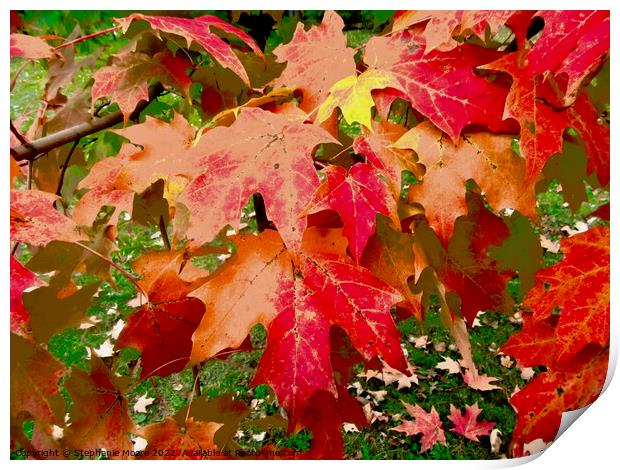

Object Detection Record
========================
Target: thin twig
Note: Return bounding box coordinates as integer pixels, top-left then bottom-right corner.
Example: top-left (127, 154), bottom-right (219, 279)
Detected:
top-left (74, 241), bottom-right (147, 298)
top-left (327, 143), bottom-right (354, 162)
top-left (159, 216), bottom-right (171, 250)
top-left (10, 120), bottom-right (30, 147)
top-left (10, 60), bottom-right (31, 91)
top-left (27, 161), bottom-right (33, 190)
top-left (55, 140), bottom-right (80, 196)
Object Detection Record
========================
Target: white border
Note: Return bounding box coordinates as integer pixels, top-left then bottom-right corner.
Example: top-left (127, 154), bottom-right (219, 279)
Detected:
top-left (3, 1), bottom-right (617, 468)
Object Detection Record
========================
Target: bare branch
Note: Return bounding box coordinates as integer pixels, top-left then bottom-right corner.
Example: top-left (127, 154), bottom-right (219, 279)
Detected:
top-left (11, 84), bottom-right (164, 162)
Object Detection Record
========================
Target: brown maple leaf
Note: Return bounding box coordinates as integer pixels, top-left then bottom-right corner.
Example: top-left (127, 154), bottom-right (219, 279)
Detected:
top-left (62, 355), bottom-right (135, 456)
top-left (395, 121), bottom-right (537, 245)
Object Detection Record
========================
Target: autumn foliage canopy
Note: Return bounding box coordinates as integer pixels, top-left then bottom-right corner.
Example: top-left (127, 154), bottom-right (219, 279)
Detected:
top-left (10, 10), bottom-right (610, 459)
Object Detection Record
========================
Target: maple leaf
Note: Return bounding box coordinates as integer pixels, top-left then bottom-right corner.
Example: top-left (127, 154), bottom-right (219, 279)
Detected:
top-left (194, 229), bottom-right (404, 429)
top-left (252, 277), bottom-right (336, 430)
top-left (177, 108), bottom-right (336, 252)
top-left (448, 403), bottom-right (495, 442)
top-left (526, 11), bottom-right (609, 105)
top-left (11, 190), bottom-right (86, 246)
top-left (271, 11), bottom-right (356, 112)
top-left (510, 349), bottom-right (608, 448)
top-left (413, 192), bottom-right (514, 325)
top-left (461, 369), bottom-right (501, 391)
top-left (361, 359), bottom-right (419, 390)
top-left (139, 417), bottom-right (222, 459)
top-left (460, 11), bottom-right (516, 41)
top-left (10, 334), bottom-right (66, 429)
top-left (391, 402), bottom-right (446, 452)
top-left (316, 70), bottom-right (404, 129)
top-left (361, 216), bottom-right (421, 318)
top-left (10, 257), bottom-right (44, 337)
top-left (92, 51), bottom-right (192, 123)
top-left (395, 121), bottom-right (537, 244)
top-left (44, 37), bottom-right (97, 102)
top-left (176, 394), bottom-right (250, 450)
top-left (72, 158), bottom-right (135, 228)
top-left (568, 93), bottom-right (610, 186)
top-left (116, 13), bottom-right (264, 85)
top-left (295, 390), bottom-right (343, 459)
top-left (481, 52), bottom-right (568, 181)
top-left (302, 163), bottom-right (399, 263)
top-left (481, 51), bottom-right (609, 183)
top-left (392, 10), bottom-right (517, 52)
top-left (352, 120), bottom-right (419, 197)
top-left (23, 273), bottom-right (101, 343)
top-left (364, 30), bottom-right (508, 141)
top-left (436, 356), bottom-right (461, 374)
top-left (116, 249), bottom-right (209, 379)
top-left (501, 315), bottom-right (559, 368)
top-left (294, 249), bottom-right (406, 374)
top-left (522, 226), bottom-right (609, 365)
top-left (10, 33), bottom-right (55, 59)
top-left (62, 355), bottom-right (135, 456)
top-left (190, 230), bottom-right (291, 363)
top-left (392, 11), bottom-right (463, 53)
top-left (133, 394), bottom-right (153, 414)
top-left (72, 112), bottom-right (201, 228)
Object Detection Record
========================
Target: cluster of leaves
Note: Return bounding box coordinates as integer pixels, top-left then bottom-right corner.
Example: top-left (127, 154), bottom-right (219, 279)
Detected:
top-left (10, 10), bottom-right (609, 459)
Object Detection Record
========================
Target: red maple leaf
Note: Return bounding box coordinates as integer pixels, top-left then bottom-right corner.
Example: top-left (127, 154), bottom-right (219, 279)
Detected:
top-left (92, 51), bottom-right (192, 123)
top-left (10, 257), bottom-right (44, 337)
top-left (116, 13), bottom-right (264, 84)
top-left (116, 249), bottom-right (209, 379)
top-left (11, 190), bottom-right (86, 246)
top-left (447, 403), bottom-right (495, 442)
top-left (364, 30), bottom-right (509, 141)
top-left (302, 163), bottom-right (399, 263)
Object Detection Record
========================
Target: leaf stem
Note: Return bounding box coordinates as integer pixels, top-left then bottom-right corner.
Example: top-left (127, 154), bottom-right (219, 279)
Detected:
top-left (74, 241), bottom-right (147, 298)
top-left (192, 365), bottom-right (203, 397)
top-left (54, 25), bottom-right (121, 51)
top-left (185, 366), bottom-right (203, 422)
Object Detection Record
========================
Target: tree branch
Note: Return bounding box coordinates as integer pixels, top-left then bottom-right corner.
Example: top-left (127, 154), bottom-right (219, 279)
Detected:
top-left (10, 120), bottom-right (30, 146)
top-left (11, 83), bottom-right (164, 162)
